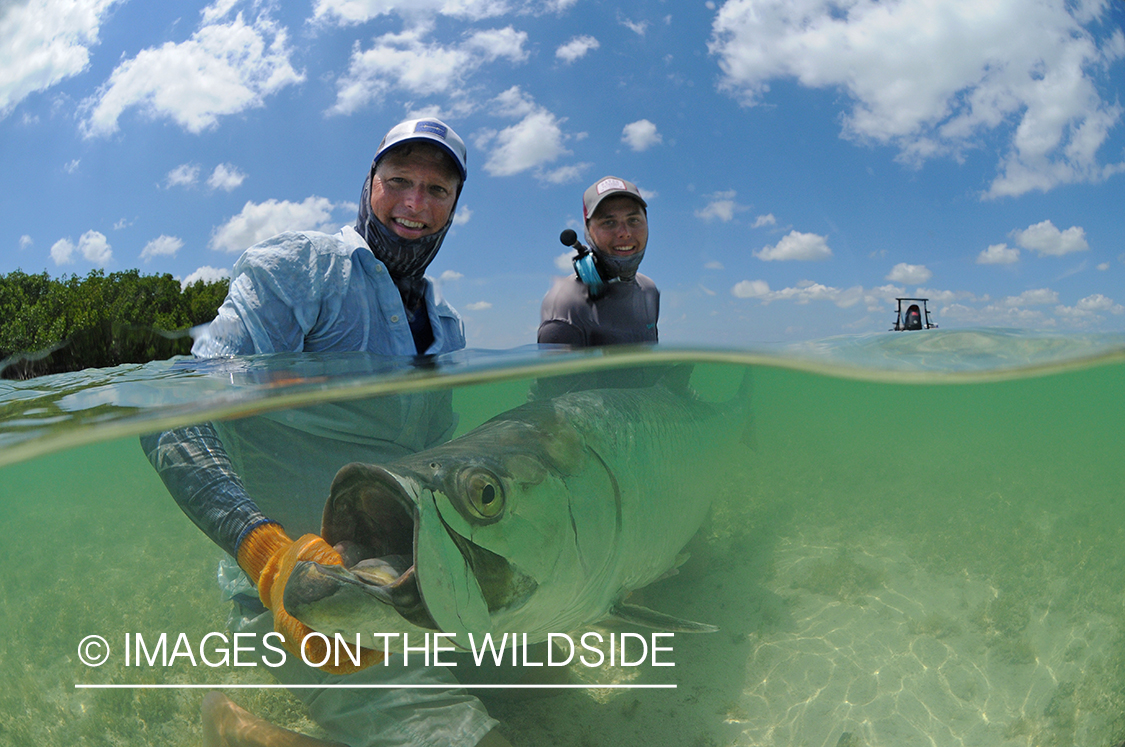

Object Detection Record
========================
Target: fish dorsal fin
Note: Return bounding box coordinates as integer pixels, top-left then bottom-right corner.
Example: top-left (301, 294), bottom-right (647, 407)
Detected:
top-left (607, 602), bottom-right (718, 633)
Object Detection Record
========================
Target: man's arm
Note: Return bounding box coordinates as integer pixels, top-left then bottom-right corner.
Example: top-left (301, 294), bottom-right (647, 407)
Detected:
top-left (140, 424), bottom-right (276, 559)
top-left (537, 319), bottom-right (585, 346)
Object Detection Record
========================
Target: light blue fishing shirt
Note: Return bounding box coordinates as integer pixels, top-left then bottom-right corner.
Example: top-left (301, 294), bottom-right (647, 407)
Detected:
top-left (194, 226), bottom-right (464, 357)
top-left (143, 226), bottom-right (466, 556)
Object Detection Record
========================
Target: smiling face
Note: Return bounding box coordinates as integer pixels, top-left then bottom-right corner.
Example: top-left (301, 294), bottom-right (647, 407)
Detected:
top-left (369, 144), bottom-right (461, 240)
top-left (587, 195), bottom-right (648, 258)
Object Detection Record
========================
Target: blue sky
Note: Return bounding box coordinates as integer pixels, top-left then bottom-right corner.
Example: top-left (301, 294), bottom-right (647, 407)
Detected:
top-left (2, 0), bottom-right (1123, 349)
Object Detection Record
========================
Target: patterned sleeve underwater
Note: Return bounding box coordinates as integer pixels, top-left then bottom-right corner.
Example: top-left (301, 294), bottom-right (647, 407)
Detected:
top-left (139, 424), bottom-right (275, 560)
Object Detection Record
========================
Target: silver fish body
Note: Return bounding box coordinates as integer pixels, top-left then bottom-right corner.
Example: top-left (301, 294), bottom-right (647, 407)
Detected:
top-left (285, 373), bottom-right (749, 649)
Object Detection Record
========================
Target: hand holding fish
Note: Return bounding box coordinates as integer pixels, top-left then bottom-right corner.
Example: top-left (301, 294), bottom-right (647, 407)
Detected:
top-left (237, 523), bottom-right (384, 673)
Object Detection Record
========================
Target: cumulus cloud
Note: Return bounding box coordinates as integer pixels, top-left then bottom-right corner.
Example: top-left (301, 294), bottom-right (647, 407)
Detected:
top-left (977, 243), bottom-right (1020, 265)
top-left (80, 9), bottom-right (304, 137)
top-left (476, 87), bottom-right (570, 177)
top-left (209, 196), bottom-right (338, 252)
top-left (1011, 220), bottom-right (1089, 256)
top-left (885, 262), bottom-right (932, 284)
top-left (453, 206), bottom-right (472, 226)
top-left (539, 162), bottom-right (590, 185)
top-left (553, 252), bottom-right (574, 272)
top-left (1004, 288), bottom-right (1059, 307)
top-left (709, 0), bottom-right (1125, 198)
top-left (19, 235), bottom-right (32, 251)
top-left (731, 279), bottom-right (770, 298)
top-left (312, 0), bottom-right (511, 25)
top-left (1056, 294), bottom-right (1125, 319)
top-left (330, 26), bottom-right (527, 115)
top-left (0, 0), bottom-right (120, 118)
top-left (208, 163), bottom-right (246, 191)
top-left (755, 230), bottom-right (832, 261)
top-left (465, 301), bottom-right (493, 311)
top-left (731, 278), bottom-right (866, 307)
top-left (695, 190), bottom-right (748, 222)
top-left (622, 119), bottom-right (662, 151)
top-left (50, 229), bottom-right (112, 266)
top-left (165, 163), bottom-right (201, 189)
top-left (181, 265), bottom-right (230, 288)
top-left (752, 214), bottom-right (776, 228)
top-left (140, 234), bottom-right (184, 262)
top-left (557, 35), bottom-right (599, 63)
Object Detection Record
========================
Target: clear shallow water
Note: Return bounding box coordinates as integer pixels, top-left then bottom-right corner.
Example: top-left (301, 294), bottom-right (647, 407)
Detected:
top-left (2, 329), bottom-right (1124, 747)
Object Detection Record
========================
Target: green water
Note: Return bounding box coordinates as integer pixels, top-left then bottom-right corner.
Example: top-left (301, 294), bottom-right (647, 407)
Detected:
top-left (2, 333), bottom-right (1124, 746)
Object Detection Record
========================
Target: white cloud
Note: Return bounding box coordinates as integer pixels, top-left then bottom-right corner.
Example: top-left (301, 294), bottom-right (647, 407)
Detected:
top-left (1097, 262), bottom-right (1110, 271)
top-left (0, 0), bottom-right (120, 118)
top-left (732, 278), bottom-right (865, 307)
top-left (78, 229), bottom-right (111, 264)
top-left (166, 163), bottom-right (201, 189)
top-left (477, 87), bottom-right (570, 177)
top-left (555, 251), bottom-right (575, 272)
top-left (330, 26), bottom-right (527, 115)
top-left (977, 243), bottom-right (1020, 265)
top-left (465, 301), bottom-right (493, 311)
top-left (539, 162), bottom-right (590, 185)
top-left (208, 163), bottom-right (246, 191)
top-left (556, 35), bottom-right (599, 64)
top-left (181, 265), bottom-right (230, 289)
top-left (19, 235), bottom-right (32, 251)
top-left (709, 0), bottom-right (1125, 198)
top-left (705, 261), bottom-right (724, 270)
top-left (50, 238), bottom-right (75, 264)
top-left (64, 158), bottom-right (80, 173)
top-left (1058, 294), bottom-right (1125, 317)
top-left (1010, 220), bottom-right (1089, 256)
top-left (621, 17), bottom-right (648, 36)
top-left (752, 214), bottom-right (776, 228)
top-left (695, 190), bottom-right (748, 222)
top-left (622, 119), bottom-right (662, 151)
top-left (439, 270), bottom-right (463, 281)
top-left (885, 262), bottom-right (932, 284)
top-left (52, 229), bottom-right (112, 266)
top-left (80, 11), bottom-right (304, 137)
top-left (731, 279), bottom-right (770, 298)
top-left (755, 230), bottom-right (833, 261)
top-left (140, 235), bottom-right (184, 262)
top-left (311, 0), bottom-right (512, 25)
top-left (1003, 288), bottom-right (1058, 307)
top-left (209, 196), bottom-right (338, 252)
top-left (453, 206), bottom-right (472, 226)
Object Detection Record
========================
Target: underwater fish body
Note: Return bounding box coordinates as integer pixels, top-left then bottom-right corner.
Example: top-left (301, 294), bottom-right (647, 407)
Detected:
top-left (285, 371), bottom-right (750, 649)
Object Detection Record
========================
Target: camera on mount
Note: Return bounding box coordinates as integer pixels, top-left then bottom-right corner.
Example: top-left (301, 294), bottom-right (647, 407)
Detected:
top-left (559, 229), bottom-right (608, 297)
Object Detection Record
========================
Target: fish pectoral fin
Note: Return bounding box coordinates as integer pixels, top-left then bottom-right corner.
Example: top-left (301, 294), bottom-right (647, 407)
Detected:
top-left (607, 602), bottom-right (719, 634)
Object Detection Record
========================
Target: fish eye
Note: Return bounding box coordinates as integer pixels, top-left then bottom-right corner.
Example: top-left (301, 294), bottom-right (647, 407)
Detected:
top-left (465, 472), bottom-right (505, 519)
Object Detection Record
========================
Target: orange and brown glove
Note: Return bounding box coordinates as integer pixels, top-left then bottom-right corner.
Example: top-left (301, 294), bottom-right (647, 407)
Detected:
top-left (237, 524), bottom-right (383, 674)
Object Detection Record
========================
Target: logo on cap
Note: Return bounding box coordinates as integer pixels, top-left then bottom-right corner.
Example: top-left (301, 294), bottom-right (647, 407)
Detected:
top-left (414, 120), bottom-right (448, 140)
top-left (596, 178), bottom-right (627, 195)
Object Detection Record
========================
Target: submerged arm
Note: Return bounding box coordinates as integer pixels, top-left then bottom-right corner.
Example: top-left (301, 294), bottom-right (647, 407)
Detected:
top-left (139, 424), bottom-right (277, 559)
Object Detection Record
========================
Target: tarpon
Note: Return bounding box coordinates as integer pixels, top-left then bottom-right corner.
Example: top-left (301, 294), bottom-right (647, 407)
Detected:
top-left (284, 368), bottom-right (751, 649)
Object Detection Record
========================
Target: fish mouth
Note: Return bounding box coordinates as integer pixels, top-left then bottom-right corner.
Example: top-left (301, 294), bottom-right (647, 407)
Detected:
top-left (289, 462), bottom-right (440, 631)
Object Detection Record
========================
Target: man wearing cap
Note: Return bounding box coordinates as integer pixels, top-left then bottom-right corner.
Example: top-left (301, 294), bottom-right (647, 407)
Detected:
top-left (142, 119), bottom-right (511, 747)
top-left (538, 176), bottom-right (659, 347)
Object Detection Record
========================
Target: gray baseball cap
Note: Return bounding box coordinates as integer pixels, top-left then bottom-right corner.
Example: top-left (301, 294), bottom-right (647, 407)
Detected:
top-left (373, 118), bottom-right (467, 181)
top-left (582, 176), bottom-right (647, 221)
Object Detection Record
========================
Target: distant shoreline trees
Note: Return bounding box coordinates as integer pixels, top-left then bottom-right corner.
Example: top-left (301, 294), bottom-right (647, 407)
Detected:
top-left (0, 269), bottom-right (228, 380)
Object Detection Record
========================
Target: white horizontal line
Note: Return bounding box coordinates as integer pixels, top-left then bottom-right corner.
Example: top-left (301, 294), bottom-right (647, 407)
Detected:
top-left (75, 683), bottom-right (675, 690)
